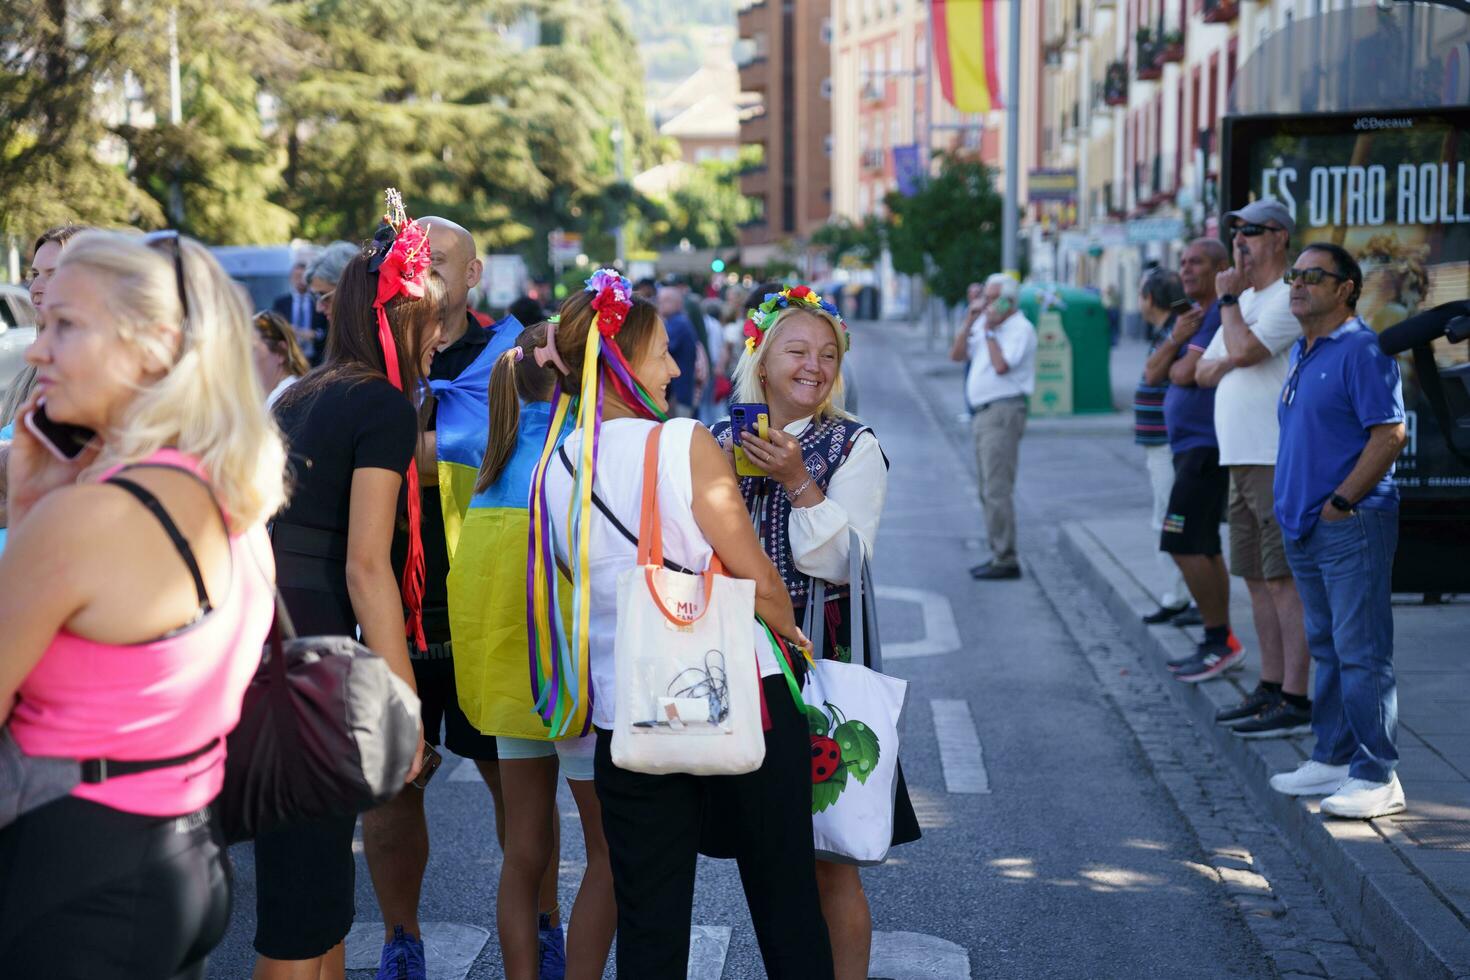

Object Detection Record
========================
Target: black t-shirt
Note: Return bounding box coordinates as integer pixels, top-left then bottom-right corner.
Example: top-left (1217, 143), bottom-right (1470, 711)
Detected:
top-left (420, 314), bottom-right (492, 623)
top-left (274, 375), bottom-right (418, 537)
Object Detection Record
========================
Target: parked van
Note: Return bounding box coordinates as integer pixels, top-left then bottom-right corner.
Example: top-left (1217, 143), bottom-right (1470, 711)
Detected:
top-left (210, 245), bottom-right (294, 312)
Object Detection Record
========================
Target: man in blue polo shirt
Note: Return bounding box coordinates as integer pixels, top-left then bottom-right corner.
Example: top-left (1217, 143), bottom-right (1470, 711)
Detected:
top-left (1266, 243), bottom-right (1408, 820)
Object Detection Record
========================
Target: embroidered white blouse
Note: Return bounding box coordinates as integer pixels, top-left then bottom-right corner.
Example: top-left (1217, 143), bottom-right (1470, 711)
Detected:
top-left (783, 416), bottom-right (887, 585)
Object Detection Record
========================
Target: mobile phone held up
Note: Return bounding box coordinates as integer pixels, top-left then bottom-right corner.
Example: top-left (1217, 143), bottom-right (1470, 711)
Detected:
top-left (729, 402), bottom-right (769, 478)
top-left (24, 401), bottom-right (97, 462)
top-left (1170, 297), bottom-right (1196, 315)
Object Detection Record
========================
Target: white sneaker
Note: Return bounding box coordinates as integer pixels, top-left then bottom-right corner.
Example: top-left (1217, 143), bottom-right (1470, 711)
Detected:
top-left (1320, 774), bottom-right (1406, 820)
top-left (1269, 760), bottom-right (1350, 797)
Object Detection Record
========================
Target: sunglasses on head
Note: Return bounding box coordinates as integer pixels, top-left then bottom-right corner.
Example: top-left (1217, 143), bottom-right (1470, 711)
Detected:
top-left (142, 229), bottom-right (190, 320)
top-left (1233, 223), bottom-right (1284, 238)
top-left (1284, 267), bottom-right (1349, 287)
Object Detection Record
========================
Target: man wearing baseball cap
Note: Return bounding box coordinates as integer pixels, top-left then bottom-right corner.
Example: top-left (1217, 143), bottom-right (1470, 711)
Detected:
top-left (1176, 201), bottom-right (1312, 736)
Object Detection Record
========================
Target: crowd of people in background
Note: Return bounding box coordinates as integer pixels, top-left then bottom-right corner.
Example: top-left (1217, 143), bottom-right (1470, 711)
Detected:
top-left (0, 203), bottom-right (908, 980)
top-left (1126, 199), bottom-right (1409, 821)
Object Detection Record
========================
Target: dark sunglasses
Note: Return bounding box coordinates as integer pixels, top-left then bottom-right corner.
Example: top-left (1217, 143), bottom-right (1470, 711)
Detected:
top-left (1284, 267), bottom-right (1349, 287)
top-left (143, 229), bottom-right (190, 321)
top-left (1233, 223), bottom-right (1285, 237)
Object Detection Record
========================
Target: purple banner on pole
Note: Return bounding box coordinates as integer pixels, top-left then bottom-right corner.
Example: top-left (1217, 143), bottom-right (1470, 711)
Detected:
top-left (892, 144), bottom-right (922, 196)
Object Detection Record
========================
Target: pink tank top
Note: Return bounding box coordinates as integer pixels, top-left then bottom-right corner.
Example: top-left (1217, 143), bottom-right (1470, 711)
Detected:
top-left (10, 449), bottom-right (275, 816)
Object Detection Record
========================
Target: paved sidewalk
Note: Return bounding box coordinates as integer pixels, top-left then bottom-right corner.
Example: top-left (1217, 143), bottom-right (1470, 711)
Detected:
top-left (1061, 512), bottom-right (1470, 980)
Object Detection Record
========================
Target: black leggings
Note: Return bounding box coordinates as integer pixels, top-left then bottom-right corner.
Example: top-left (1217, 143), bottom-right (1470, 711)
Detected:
top-left (0, 796), bottom-right (230, 979)
top-left (594, 674), bottom-right (834, 980)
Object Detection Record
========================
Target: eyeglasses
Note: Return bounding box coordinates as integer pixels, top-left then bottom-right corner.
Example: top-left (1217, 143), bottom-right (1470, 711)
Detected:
top-left (1233, 223), bottom-right (1285, 237)
top-left (142, 230), bottom-right (190, 321)
top-left (311, 287), bottom-right (336, 308)
top-left (1284, 267), bottom-right (1349, 287)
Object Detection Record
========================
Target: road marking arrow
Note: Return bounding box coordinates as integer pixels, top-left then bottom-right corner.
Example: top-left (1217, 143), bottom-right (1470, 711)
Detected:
top-left (876, 586), bottom-right (961, 660)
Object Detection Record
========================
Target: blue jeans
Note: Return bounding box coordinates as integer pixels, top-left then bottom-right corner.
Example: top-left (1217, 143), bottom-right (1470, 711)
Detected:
top-left (1284, 507), bottom-right (1399, 782)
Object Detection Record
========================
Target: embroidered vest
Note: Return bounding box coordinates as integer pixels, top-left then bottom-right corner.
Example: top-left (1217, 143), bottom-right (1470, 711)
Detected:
top-left (711, 416), bottom-right (875, 607)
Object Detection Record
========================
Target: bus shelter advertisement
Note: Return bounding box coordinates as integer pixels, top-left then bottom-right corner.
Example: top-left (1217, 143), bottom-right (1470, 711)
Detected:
top-left (1226, 108), bottom-right (1470, 502)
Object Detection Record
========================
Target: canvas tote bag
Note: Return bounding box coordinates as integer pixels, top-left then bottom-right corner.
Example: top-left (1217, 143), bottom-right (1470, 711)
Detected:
top-left (609, 426), bottom-right (765, 776)
top-left (801, 529), bottom-right (908, 865)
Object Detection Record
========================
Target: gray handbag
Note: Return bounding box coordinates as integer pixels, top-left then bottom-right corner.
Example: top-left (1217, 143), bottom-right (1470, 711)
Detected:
top-left (0, 727), bottom-right (78, 830)
top-left (0, 725), bottom-right (219, 831)
top-left (802, 528), bottom-right (884, 671)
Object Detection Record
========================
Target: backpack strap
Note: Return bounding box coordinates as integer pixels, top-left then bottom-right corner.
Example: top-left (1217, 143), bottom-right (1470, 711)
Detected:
top-left (106, 476), bottom-right (213, 613)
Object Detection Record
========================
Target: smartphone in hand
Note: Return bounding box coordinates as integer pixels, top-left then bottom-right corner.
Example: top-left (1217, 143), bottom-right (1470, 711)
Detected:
top-left (729, 403), bottom-right (769, 477)
top-left (1170, 298), bottom-right (1196, 315)
top-left (24, 401), bottom-right (97, 462)
top-left (410, 742), bottom-right (443, 790)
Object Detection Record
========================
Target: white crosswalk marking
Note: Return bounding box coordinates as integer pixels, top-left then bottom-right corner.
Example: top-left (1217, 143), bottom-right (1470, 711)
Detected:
top-left (869, 930), bottom-right (971, 979)
top-left (930, 699), bottom-right (990, 794)
top-left (343, 921), bottom-right (490, 979)
top-left (876, 586), bottom-right (961, 659)
top-left (686, 923), bottom-right (732, 980)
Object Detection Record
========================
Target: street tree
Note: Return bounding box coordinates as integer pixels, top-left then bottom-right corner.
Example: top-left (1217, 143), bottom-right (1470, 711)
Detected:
top-left (885, 152), bottom-right (1005, 306)
top-left (811, 216), bottom-right (885, 267)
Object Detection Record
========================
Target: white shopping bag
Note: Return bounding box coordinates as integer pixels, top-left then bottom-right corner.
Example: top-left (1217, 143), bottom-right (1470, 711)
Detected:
top-left (803, 659), bottom-right (907, 865)
top-left (799, 528), bottom-right (908, 865)
top-left (609, 427), bottom-right (765, 776)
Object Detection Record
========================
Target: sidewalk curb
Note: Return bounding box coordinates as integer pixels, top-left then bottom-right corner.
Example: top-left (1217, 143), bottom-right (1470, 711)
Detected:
top-left (1057, 520), bottom-right (1470, 980)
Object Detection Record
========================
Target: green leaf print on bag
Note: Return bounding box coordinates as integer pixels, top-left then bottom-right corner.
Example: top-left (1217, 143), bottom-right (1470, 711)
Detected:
top-left (808, 700), bottom-right (881, 812)
top-left (834, 719), bottom-right (880, 784)
top-left (833, 644), bottom-right (851, 664)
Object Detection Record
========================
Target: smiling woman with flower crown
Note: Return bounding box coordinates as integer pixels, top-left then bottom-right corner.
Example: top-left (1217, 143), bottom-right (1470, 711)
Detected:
top-left (709, 285), bottom-right (921, 980)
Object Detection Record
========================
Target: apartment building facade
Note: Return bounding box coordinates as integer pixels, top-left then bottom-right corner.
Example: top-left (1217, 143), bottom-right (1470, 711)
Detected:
top-left (1032, 0), bottom-right (1408, 303)
top-left (735, 0), bottom-right (834, 262)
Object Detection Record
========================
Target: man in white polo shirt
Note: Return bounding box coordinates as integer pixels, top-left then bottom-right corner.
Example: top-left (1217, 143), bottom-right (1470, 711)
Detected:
top-left (950, 272), bottom-right (1037, 581)
top-left (1181, 201), bottom-right (1312, 742)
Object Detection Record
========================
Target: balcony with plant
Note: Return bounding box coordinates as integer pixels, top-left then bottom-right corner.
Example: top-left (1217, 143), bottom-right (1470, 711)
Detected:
top-left (1135, 28), bottom-right (1162, 80)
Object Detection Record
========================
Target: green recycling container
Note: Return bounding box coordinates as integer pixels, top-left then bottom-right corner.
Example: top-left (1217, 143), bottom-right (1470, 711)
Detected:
top-left (1017, 283), bottom-right (1113, 416)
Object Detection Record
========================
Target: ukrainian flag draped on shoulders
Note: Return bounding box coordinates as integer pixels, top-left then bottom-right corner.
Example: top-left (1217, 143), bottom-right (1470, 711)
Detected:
top-left (432, 312), bottom-right (559, 739)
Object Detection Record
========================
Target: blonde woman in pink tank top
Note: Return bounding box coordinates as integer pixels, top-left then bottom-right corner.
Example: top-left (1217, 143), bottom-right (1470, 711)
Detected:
top-left (0, 231), bottom-right (286, 980)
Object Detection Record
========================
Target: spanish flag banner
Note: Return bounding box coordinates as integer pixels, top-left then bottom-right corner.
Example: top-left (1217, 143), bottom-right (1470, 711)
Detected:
top-left (930, 0), bottom-right (1004, 114)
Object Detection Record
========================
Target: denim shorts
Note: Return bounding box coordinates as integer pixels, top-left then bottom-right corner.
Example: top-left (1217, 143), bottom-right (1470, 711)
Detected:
top-left (495, 733), bottom-right (596, 781)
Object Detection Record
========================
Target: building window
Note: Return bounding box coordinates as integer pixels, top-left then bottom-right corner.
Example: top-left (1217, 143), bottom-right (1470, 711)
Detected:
top-left (824, 134), bottom-right (834, 157)
top-left (820, 18), bottom-right (833, 44)
top-left (820, 77), bottom-right (833, 99)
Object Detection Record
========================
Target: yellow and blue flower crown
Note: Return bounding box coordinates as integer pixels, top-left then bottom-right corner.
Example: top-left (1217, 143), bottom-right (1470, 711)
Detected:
top-left (742, 285), bottom-right (849, 354)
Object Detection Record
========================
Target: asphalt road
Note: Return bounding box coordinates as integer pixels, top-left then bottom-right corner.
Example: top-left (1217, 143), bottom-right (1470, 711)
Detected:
top-left (208, 319), bottom-right (1283, 979)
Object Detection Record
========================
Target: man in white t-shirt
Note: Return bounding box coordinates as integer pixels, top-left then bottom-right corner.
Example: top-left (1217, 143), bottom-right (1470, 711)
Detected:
top-left (950, 273), bottom-right (1037, 580)
top-left (1183, 200), bottom-right (1311, 739)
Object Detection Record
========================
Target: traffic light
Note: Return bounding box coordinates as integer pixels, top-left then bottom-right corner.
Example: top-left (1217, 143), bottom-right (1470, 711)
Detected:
top-left (710, 258), bottom-right (726, 273)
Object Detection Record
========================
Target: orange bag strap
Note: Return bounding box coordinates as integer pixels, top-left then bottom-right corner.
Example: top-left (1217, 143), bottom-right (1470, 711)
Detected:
top-left (637, 423), bottom-right (724, 627)
top-left (636, 425), bottom-right (664, 568)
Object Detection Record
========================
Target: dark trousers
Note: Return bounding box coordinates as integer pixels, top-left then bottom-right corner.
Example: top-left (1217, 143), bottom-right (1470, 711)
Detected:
top-left (594, 675), bottom-right (834, 980)
top-left (0, 797), bottom-right (229, 980)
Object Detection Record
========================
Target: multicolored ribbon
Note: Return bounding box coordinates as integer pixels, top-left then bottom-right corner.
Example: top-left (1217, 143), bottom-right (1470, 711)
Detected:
top-left (525, 271), bottom-right (670, 737)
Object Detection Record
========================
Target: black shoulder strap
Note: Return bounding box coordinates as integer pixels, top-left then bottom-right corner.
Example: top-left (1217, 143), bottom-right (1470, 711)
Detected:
top-left (106, 477), bottom-right (213, 612)
top-left (556, 444), bottom-right (695, 575)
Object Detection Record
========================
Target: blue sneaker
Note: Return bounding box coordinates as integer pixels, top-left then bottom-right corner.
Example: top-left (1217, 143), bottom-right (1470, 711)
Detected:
top-left (377, 925), bottom-right (426, 980)
top-left (537, 913), bottom-right (566, 980)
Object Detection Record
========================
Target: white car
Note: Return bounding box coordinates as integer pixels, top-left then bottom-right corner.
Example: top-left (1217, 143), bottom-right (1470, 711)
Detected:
top-left (0, 284), bottom-right (38, 394)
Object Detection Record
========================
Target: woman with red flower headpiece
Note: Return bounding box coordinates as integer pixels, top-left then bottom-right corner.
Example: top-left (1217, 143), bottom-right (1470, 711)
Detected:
top-left (254, 240), bottom-right (444, 980)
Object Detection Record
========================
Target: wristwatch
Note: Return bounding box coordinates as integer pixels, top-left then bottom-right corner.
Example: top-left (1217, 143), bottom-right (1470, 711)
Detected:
top-left (1329, 493), bottom-right (1354, 512)
top-left (1219, 293), bottom-right (1239, 307)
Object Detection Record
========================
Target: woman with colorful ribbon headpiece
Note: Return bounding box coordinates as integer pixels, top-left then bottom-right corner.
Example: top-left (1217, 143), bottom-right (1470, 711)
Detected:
top-left (254, 190), bottom-right (443, 979)
top-left (514, 269), bottom-right (833, 978)
top-left (712, 284), bottom-right (919, 980)
top-left (450, 320), bottom-right (616, 980)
